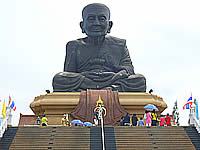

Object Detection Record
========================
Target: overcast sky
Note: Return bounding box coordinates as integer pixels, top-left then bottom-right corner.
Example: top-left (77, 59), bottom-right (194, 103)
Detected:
top-left (0, 0), bottom-right (200, 126)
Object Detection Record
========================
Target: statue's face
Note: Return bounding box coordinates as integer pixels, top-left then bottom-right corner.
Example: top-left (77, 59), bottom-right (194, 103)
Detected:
top-left (81, 6), bottom-right (112, 37)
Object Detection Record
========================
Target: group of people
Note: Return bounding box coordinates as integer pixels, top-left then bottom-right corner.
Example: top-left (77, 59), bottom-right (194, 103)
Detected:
top-left (61, 113), bottom-right (71, 126)
top-left (145, 110), bottom-right (158, 127)
top-left (159, 113), bottom-right (172, 126)
top-left (61, 114), bottom-right (94, 127)
top-left (36, 114), bottom-right (48, 126)
top-left (120, 111), bottom-right (172, 127)
top-left (36, 111), bottom-right (172, 127)
top-left (120, 113), bottom-right (142, 126)
top-left (36, 113), bottom-right (100, 127)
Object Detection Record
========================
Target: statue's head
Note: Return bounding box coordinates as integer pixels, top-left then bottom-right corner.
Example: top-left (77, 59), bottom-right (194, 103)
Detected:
top-left (80, 3), bottom-right (113, 37)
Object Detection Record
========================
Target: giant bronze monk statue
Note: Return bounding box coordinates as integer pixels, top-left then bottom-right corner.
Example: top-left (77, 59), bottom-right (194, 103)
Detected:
top-left (53, 3), bottom-right (146, 92)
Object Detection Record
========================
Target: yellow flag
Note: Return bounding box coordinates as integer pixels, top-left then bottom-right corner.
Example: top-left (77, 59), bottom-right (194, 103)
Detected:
top-left (2, 100), bottom-right (6, 118)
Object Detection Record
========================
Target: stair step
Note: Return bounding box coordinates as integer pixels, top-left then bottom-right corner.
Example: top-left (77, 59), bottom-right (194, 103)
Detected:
top-left (1, 126), bottom-right (199, 149)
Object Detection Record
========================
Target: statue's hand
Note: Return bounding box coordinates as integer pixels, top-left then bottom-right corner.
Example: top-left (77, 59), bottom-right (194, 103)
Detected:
top-left (112, 70), bottom-right (128, 80)
top-left (118, 70), bottom-right (129, 77)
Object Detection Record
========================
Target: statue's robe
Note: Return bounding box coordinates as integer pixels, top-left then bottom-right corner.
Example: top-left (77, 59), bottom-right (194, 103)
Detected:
top-left (53, 36), bottom-right (146, 92)
top-left (71, 89), bottom-right (127, 125)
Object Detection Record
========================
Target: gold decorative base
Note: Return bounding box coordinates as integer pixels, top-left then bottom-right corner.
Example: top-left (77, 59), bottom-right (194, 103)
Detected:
top-left (30, 92), bottom-right (167, 125)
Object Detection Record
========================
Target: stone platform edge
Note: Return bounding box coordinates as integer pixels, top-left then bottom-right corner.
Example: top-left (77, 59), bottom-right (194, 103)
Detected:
top-left (30, 92), bottom-right (167, 114)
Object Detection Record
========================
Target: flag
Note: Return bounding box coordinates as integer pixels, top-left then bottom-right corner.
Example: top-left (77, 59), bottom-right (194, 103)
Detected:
top-left (2, 100), bottom-right (6, 118)
top-left (183, 101), bottom-right (193, 109)
top-left (187, 96), bottom-right (192, 102)
top-left (183, 95), bottom-right (193, 110)
top-left (8, 96), bottom-right (16, 111)
top-left (10, 100), bottom-right (16, 111)
top-left (8, 95), bottom-right (12, 106)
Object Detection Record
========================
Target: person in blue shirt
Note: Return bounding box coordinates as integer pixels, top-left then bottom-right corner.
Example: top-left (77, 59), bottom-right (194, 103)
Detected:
top-left (138, 117), bottom-right (144, 126)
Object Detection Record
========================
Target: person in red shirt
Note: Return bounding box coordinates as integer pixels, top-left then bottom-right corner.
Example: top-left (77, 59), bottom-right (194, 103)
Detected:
top-left (159, 115), bottom-right (165, 126)
top-left (165, 113), bottom-right (171, 126)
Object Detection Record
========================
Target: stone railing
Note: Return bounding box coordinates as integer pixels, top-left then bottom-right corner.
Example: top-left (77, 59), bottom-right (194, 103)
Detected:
top-left (0, 115), bottom-right (8, 138)
top-left (0, 107), bottom-right (12, 138)
top-left (189, 113), bottom-right (200, 133)
top-left (189, 106), bottom-right (200, 133)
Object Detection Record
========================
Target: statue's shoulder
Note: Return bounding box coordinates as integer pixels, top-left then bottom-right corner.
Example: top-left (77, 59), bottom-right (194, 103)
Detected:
top-left (67, 38), bottom-right (83, 46)
top-left (66, 38), bottom-right (88, 47)
top-left (105, 36), bottom-right (126, 46)
top-left (66, 38), bottom-right (86, 51)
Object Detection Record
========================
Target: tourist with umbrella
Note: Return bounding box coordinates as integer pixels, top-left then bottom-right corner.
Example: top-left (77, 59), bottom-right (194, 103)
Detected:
top-left (71, 119), bottom-right (83, 126)
top-left (83, 122), bottom-right (93, 127)
top-left (144, 104), bottom-right (158, 127)
top-left (144, 104), bottom-right (158, 112)
top-left (145, 110), bottom-right (152, 127)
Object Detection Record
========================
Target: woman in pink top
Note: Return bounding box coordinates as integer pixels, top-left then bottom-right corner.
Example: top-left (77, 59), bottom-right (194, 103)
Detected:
top-left (145, 111), bottom-right (152, 127)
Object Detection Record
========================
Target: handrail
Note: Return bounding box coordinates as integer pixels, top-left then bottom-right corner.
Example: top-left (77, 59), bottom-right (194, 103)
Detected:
top-left (100, 112), bottom-right (105, 150)
top-left (189, 113), bottom-right (200, 133)
top-left (94, 103), bottom-right (107, 150)
top-left (189, 105), bottom-right (200, 133)
top-left (0, 116), bottom-right (8, 138)
top-left (0, 107), bottom-right (12, 138)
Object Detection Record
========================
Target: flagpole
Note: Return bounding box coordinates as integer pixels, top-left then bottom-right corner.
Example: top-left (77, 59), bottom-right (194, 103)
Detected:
top-left (7, 106), bottom-right (12, 127)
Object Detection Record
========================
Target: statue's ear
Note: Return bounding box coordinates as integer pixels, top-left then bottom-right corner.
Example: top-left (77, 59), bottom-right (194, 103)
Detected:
top-left (107, 21), bottom-right (113, 33)
top-left (80, 21), bottom-right (85, 33)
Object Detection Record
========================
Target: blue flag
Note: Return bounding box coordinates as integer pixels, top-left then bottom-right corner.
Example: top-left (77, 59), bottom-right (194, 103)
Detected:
top-left (185, 95), bottom-right (193, 109)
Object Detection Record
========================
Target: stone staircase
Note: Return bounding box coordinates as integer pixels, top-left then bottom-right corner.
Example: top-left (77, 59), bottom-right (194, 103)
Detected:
top-left (0, 126), bottom-right (199, 150)
top-left (9, 126), bottom-right (90, 150)
top-left (9, 127), bottom-right (53, 150)
top-left (0, 127), bottom-right (18, 150)
top-left (115, 126), bottom-right (195, 150)
top-left (184, 126), bottom-right (200, 149)
top-left (52, 126), bottom-right (90, 150)
top-left (90, 127), bottom-right (116, 150)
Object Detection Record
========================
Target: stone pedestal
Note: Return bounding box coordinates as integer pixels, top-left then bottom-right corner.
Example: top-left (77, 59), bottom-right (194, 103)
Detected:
top-left (30, 92), bottom-right (167, 125)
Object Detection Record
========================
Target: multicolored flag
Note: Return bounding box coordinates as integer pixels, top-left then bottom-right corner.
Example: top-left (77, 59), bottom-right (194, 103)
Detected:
top-left (183, 95), bottom-right (193, 110)
top-left (2, 100), bottom-right (6, 118)
top-left (10, 101), bottom-right (16, 111)
top-left (9, 96), bottom-right (16, 111)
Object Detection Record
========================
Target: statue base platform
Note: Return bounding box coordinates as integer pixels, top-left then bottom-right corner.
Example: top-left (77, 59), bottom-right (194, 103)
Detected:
top-left (30, 92), bottom-right (167, 125)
